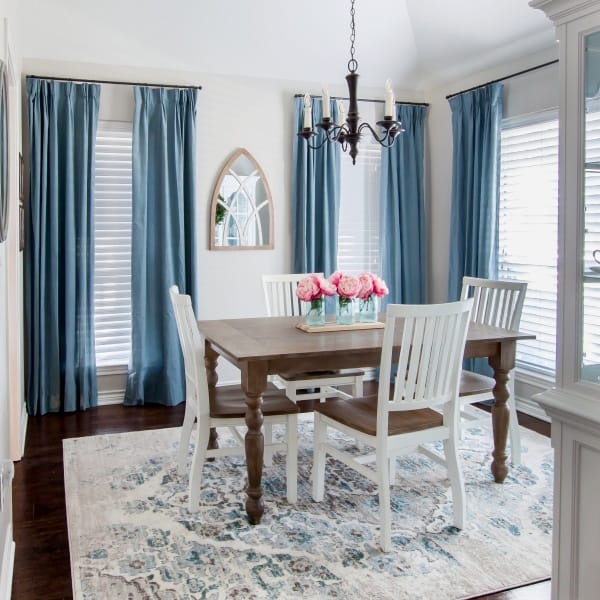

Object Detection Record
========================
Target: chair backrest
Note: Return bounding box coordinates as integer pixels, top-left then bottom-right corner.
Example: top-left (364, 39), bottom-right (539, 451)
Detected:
top-left (378, 300), bottom-right (473, 424)
top-left (262, 273), bottom-right (324, 317)
top-left (169, 285), bottom-right (209, 416)
top-left (460, 276), bottom-right (527, 331)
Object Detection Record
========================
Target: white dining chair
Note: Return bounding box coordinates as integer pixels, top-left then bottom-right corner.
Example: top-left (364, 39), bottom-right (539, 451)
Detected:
top-left (312, 299), bottom-right (473, 552)
top-left (458, 276), bottom-right (528, 465)
top-left (169, 285), bottom-right (299, 510)
top-left (262, 273), bottom-right (364, 402)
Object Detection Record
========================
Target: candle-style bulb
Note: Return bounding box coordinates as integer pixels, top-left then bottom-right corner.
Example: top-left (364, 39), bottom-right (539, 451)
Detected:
top-left (322, 86), bottom-right (330, 120)
top-left (384, 78), bottom-right (395, 118)
top-left (337, 100), bottom-right (346, 127)
top-left (303, 94), bottom-right (312, 129)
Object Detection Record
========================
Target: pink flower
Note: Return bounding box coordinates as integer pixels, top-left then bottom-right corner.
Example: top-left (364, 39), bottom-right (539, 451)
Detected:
top-left (296, 276), bottom-right (321, 302)
top-left (296, 274), bottom-right (337, 301)
top-left (337, 274), bottom-right (361, 299)
top-left (357, 273), bottom-right (374, 300)
top-left (328, 271), bottom-right (343, 286)
top-left (372, 274), bottom-right (389, 297)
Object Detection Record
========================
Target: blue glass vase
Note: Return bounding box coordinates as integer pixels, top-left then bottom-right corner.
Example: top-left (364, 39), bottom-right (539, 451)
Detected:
top-left (358, 295), bottom-right (377, 322)
top-left (305, 297), bottom-right (325, 326)
top-left (336, 296), bottom-right (354, 325)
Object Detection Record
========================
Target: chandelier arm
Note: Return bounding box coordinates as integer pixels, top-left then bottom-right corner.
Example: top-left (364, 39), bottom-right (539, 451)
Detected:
top-left (357, 121), bottom-right (400, 147)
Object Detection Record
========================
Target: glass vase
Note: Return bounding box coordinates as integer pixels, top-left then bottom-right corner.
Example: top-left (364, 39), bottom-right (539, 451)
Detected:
top-left (305, 297), bottom-right (325, 326)
top-left (358, 295), bottom-right (377, 322)
top-left (336, 296), bottom-right (354, 325)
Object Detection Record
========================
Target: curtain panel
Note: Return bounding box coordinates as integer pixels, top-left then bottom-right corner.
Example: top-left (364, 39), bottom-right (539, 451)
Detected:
top-left (124, 86), bottom-right (198, 407)
top-left (25, 78), bottom-right (100, 415)
top-left (447, 83), bottom-right (503, 302)
top-left (291, 96), bottom-right (340, 276)
top-left (380, 103), bottom-right (427, 306)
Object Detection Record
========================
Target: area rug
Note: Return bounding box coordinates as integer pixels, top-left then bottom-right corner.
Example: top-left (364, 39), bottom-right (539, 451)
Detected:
top-left (63, 415), bottom-right (553, 600)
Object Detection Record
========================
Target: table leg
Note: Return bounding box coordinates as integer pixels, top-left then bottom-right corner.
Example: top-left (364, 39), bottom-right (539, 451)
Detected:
top-left (204, 342), bottom-right (219, 456)
top-left (241, 361), bottom-right (267, 525)
top-left (488, 341), bottom-right (516, 483)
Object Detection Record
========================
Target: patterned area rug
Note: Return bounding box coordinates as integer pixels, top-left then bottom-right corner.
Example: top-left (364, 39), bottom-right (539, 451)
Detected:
top-left (63, 414), bottom-right (553, 599)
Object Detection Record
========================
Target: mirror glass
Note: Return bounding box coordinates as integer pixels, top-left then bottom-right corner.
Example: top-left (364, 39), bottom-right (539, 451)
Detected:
top-left (0, 60), bottom-right (7, 243)
top-left (210, 148), bottom-right (273, 250)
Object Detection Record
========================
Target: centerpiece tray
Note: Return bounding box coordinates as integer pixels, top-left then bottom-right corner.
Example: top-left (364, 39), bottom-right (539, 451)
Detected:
top-left (296, 319), bottom-right (385, 333)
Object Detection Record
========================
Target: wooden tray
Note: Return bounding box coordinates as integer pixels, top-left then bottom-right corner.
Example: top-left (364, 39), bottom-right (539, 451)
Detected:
top-left (296, 319), bottom-right (385, 333)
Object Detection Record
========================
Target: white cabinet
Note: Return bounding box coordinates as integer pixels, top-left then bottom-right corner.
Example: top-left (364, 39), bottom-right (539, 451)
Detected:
top-left (530, 0), bottom-right (600, 598)
top-left (0, 459), bottom-right (14, 600)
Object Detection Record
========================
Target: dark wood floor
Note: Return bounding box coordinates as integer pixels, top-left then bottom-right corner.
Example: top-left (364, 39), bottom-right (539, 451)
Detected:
top-left (11, 393), bottom-right (552, 600)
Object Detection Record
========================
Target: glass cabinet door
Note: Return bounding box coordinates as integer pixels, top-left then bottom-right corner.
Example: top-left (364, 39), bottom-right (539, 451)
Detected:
top-left (582, 30), bottom-right (600, 384)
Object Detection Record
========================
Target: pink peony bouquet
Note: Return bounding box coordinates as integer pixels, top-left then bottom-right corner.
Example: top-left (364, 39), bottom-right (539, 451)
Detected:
top-left (328, 271), bottom-right (361, 299)
top-left (357, 272), bottom-right (389, 300)
top-left (295, 274), bottom-right (336, 302)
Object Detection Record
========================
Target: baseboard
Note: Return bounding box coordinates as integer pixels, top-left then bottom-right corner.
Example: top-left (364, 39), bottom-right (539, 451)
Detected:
top-left (97, 380), bottom-right (243, 407)
top-left (19, 406), bottom-right (27, 458)
top-left (0, 525), bottom-right (14, 600)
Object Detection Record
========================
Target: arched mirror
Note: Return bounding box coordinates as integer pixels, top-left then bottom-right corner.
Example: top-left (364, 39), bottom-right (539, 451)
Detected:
top-left (210, 148), bottom-right (273, 250)
top-left (0, 60), bottom-right (8, 243)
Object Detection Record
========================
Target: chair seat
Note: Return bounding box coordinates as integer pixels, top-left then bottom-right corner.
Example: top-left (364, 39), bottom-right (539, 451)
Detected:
top-left (459, 370), bottom-right (495, 398)
top-left (314, 396), bottom-right (443, 437)
top-left (210, 384), bottom-right (300, 418)
top-left (277, 368), bottom-right (365, 382)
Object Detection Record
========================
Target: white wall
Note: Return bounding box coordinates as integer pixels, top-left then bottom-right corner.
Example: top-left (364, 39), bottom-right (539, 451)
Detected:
top-left (426, 45), bottom-right (559, 303)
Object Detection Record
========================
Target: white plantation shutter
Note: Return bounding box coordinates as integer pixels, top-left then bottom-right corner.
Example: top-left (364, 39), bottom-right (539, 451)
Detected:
top-left (583, 108), bottom-right (600, 369)
top-left (93, 121), bottom-right (133, 367)
top-left (499, 113), bottom-right (559, 377)
top-left (337, 101), bottom-right (381, 275)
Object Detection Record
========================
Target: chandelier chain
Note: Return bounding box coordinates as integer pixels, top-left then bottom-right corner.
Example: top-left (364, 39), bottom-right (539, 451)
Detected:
top-left (348, 0), bottom-right (358, 73)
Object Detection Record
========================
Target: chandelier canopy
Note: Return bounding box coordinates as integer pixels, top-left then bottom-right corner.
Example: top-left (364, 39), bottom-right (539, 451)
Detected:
top-left (298, 0), bottom-right (403, 165)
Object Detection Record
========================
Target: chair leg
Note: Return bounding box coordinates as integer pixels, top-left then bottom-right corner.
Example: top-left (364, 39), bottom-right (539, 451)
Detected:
top-left (443, 437), bottom-right (466, 530)
top-left (188, 424), bottom-right (210, 512)
top-left (353, 375), bottom-right (363, 398)
top-left (178, 400), bottom-right (196, 474)
top-left (312, 414), bottom-right (327, 502)
top-left (376, 446), bottom-right (392, 552)
top-left (508, 400), bottom-right (522, 465)
top-left (264, 423), bottom-right (273, 467)
top-left (286, 414), bottom-right (298, 504)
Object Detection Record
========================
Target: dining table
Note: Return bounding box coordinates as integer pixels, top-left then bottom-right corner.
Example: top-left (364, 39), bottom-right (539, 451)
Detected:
top-left (196, 314), bottom-right (535, 525)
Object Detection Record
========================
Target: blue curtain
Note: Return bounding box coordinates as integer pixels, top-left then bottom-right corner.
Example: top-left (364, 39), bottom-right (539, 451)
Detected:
top-left (125, 87), bottom-right (198, 406)
top-left (25, 78), bottom-right (100, 415)
top-left (291, 96), bottom-right (340, 276)
top-left (447, 83), bottom-right (503, 302)
top-left (380, 103), bottom-right (427, 306)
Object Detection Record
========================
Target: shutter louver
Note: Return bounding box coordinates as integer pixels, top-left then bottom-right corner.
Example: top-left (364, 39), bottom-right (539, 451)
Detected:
top-left (94, 121), bottom-right (132, 367)
top-left (499, 115), bottom-right (559, 377)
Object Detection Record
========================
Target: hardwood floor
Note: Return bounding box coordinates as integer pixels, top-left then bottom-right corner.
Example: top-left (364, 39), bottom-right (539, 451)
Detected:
top-left (11, 395), bottom-right (551, 600)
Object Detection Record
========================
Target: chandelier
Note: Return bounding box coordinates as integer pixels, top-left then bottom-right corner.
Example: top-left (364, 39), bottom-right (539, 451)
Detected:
top-left (298, 0), bottom-right (403, 165)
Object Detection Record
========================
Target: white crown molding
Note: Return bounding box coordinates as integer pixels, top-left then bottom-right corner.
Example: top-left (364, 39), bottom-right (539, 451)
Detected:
top-left (530, 0), bottom-right (600, 25)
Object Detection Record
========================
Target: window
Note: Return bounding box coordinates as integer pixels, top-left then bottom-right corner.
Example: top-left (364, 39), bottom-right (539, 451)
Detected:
top-left (93, 121), bottom-right (133, 367)
top-left (499, 113), bottom-right (558, 377)
top-left (337, 101), bottom-right (381, 275)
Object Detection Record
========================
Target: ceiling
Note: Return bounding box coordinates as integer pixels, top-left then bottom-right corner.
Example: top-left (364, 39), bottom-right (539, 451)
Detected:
top-left (17, 0), bottom-right (556, 91)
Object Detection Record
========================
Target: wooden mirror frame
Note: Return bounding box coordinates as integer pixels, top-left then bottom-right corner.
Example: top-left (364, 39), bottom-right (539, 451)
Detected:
top-left (209, 147), bottom-right (274, 251)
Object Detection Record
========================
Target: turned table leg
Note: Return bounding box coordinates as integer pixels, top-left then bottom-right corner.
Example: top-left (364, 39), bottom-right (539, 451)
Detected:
top-left (204, 342), bottom-right (219, 457)
top-left (489, 341), bottom-right (516, 483)
top-left (241, 361), bottom-right (267, 525)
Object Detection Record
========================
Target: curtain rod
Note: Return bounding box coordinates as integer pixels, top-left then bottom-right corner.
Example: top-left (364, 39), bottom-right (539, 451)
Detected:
top-left (293, 93), bottom-right (428, 107)
top-left (26, 74), bottom-right (202, 91)
top-left (445, 59), bottom-right (558, 100)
